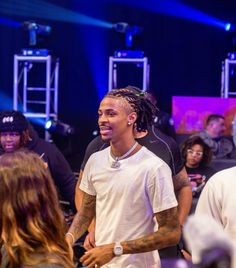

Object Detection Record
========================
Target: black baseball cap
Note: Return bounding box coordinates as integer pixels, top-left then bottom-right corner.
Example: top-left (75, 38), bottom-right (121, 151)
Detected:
top-left (0, 110), bottom-right (28, 133)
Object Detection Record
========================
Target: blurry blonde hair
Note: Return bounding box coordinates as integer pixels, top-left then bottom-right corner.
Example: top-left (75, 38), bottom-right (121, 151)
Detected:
top-left (0, 150), bottom-right (75, 267)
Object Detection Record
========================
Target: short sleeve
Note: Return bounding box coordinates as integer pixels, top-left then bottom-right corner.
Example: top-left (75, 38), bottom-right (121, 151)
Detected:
top-left (80, 157), bottom-right (97, 196)
top-left (147, 162), bottom-right (178, 213)
top-left (80, 136), bottom-right (108, 171)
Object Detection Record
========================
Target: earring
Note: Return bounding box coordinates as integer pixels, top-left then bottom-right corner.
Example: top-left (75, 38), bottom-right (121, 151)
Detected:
top-left (128, 122), bottom-right (131, 126)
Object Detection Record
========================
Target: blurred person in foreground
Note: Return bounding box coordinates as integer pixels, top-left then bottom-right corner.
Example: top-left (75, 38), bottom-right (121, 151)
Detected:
top-left (194, 166), bottom-right (236, 268)
top-left (184, 214), bottom-right (233, 268)
top-left (0, 150), bottom-right (75, 267)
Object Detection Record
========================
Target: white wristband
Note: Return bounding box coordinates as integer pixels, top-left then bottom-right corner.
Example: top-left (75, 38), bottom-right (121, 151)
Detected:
top-left (65, 232), bottom-right (75, 244)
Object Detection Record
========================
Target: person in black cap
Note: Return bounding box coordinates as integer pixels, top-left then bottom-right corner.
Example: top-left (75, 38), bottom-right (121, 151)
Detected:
top-left (0, 110), bottom-right (77, 213)
top-left (0, 110), bottom-right (29, 152)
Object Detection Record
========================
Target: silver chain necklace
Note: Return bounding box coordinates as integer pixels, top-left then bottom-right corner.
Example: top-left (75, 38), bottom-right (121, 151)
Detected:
top-left (110, 142), bottom-right (138, 169)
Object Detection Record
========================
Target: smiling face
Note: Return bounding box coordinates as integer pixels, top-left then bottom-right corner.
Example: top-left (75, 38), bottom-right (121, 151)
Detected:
top-left (98, 96), bottom-right (136, 143)
top-left (0, 131), bottom-right (21, 153)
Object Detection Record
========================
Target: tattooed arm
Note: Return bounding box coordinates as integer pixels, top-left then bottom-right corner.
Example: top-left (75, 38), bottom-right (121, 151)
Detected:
top-left (66, 191), bottom-right (96, 246)
top-left (173, 167), bottom-right (192, 225)
top-left (80, 207), bottom-right (181, 267)
top-left (75, 170), bottom-right (96, 249)
top-left (121, 206), bottom-right (180, 253)
top-left (75, 169), bottom-right (83, 211)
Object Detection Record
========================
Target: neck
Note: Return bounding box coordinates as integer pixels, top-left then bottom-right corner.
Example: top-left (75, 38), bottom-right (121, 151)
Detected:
top-left (186, 163), bottom-right (199, 169)
top-left (110, 136), bottom-right (137, 157)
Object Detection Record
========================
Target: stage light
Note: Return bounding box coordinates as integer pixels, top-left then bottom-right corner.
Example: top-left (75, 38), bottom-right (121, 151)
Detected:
top-left (113, 22), bottom-right (129, 33)
top-left (224, 23), bottom-right (236, 33)
top-left (45, 119), bottom-right (74, 136)
top-left (45, 120), bottom-right (52, 130)
top-left (113, 22), bottom-right (143, 48)
top-left (225, 23), bottom-right (231, 31)
top-left (23, 21), bottom-right (51, 46)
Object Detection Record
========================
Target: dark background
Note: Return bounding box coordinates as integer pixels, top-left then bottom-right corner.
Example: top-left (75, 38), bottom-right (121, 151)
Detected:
top-left (1, 0), bottom-right (236, 170)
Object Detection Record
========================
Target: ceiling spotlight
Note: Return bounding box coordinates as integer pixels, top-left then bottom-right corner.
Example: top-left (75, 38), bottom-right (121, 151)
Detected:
top-left (224, 22), bottom-right (236, 33)
top-left (112, 22), bottom-right (143, 48)
top-left (113, 22), bottom-right (129, 33)
top-left (45, 119), bottom-right (74, 136)
top-left (225, 23), bottom-right (231, 32)
top-left (23, 21), bottom-right (51, 46)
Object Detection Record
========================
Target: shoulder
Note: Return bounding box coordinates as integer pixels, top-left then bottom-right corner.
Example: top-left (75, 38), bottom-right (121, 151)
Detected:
top-left (220, 136), bottom-right (234, 146)
top-left (87, 146), bottom-right (110, 162)
top-left (140, 147), bottom-right (172, 171)
top-left (31, 138), bottom-right (58, 152)
top-left (207, 166), bottom-right (236, 185)
top-left (84, 136), bottom-right (109, 157)
top-left (80, 136), bottom-right (109, 171)
top-left (142, 126), bottom-right (179, 151)
top-left (141, 127), bottom-right (183, 175)
top-left (154, 129), bottom-right (178, 148)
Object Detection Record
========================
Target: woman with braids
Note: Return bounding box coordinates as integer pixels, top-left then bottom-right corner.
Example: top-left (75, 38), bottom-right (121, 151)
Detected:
top-left (66, 87), bottom-right (180, 267)
top-left (0, 150), bottom-right (75, 268)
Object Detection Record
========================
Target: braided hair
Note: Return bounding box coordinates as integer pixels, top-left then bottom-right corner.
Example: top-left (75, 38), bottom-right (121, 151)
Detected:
top-left (106, 86), bottom-right (158, 132)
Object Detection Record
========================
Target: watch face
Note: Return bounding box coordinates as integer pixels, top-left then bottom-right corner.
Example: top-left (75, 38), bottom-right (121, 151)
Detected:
top-left (114, 243), bottom-right (123, 256)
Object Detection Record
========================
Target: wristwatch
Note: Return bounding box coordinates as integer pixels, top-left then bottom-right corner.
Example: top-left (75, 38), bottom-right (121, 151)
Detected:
top-left (113, 242), bottom-right (123, 256)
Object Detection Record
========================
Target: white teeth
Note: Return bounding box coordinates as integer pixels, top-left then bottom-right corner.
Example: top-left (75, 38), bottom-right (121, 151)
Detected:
top-left (100, 126), bottom-right (111, 130)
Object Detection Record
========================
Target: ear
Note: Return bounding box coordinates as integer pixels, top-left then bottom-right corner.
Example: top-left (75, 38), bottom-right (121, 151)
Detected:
top-left (127, 112), bottom-right (137, 126)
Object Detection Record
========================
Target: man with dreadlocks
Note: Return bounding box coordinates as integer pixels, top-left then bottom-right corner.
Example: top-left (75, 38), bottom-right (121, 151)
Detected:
top-left (76, 86), bottom-right (191, 260)
top-left (66, 88), bottom-right (180, 267)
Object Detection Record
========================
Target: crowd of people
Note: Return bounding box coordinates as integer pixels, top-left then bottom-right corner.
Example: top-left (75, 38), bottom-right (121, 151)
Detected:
top-left (0, 86), bottom-right (236, 267)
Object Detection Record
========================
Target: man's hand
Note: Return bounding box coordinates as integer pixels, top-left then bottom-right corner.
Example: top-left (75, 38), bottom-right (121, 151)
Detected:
top-left (84, 231), bottom-right (96, 250)
top-left (80, 244), bottom-right (114, 268)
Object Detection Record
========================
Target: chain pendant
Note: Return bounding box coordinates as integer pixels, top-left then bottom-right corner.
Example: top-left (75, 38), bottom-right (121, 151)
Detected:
top-left (110, 142), bottom-right (138, 169)
top-left (111, 160), bottom-right (121, 169)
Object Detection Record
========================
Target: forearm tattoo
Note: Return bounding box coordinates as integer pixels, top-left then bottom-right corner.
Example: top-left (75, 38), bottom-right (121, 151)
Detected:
top-left (69, 192), bottom-right (96, 241)
top-left (123, 207), bottom-right (180, 254)
top-left (173, 168), bottom-right (191, 193)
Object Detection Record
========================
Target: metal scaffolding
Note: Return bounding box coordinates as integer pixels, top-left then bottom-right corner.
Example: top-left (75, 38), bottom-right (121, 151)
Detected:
top-left (108, 56), bottom-right (149, 91)
top-left (13, 54), bottom-right (59, 141)
top-left (221, 57), bottom-right (236, 98)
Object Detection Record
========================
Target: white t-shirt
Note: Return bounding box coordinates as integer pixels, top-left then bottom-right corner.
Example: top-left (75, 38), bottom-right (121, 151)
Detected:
top-left (195, 167), bottom-right (236, 268)
top-left (80, 146), bottom-right (177, 268)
